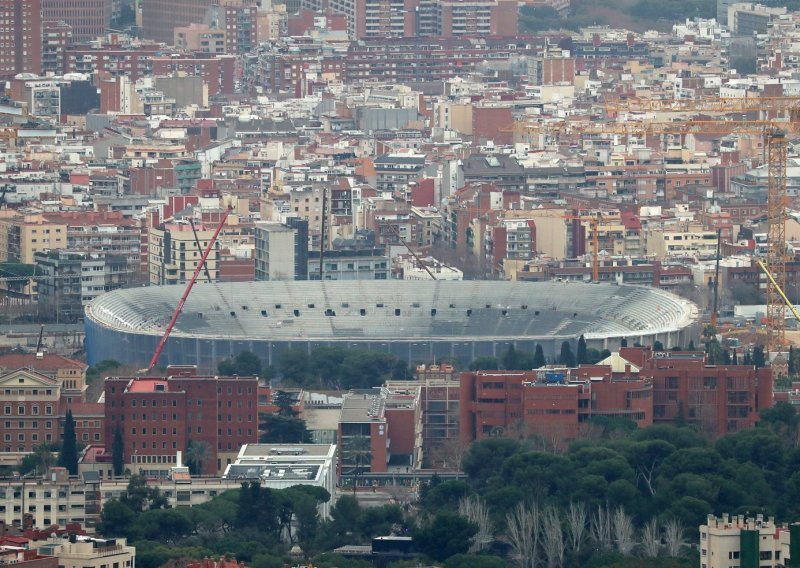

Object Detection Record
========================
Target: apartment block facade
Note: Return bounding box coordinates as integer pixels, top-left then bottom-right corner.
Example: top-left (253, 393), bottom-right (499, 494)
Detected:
top-left (104, 370), bottom-right (259, 476)
top-left (0, 0), bottom-right (42, 78)
top-left (42, 0), bottom-right (111, 43)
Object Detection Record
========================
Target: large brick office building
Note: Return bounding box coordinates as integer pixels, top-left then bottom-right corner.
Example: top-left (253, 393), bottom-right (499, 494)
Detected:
top-left (104, 367), bottom-right (258, 476)
top-left (460, 348), bottom-right (772, 442)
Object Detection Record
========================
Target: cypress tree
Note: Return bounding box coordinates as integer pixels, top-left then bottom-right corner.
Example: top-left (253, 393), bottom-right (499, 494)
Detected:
top-left (753, 346), bottom-right (766, 369)
top-left (577, 335), bottom-right (588, 365)
top-left (59, 410), bottom-right (78, 475)
top-left (533, 344), bottom-right (546, 368)
top-left (559, 341), bottom-right (575, 368)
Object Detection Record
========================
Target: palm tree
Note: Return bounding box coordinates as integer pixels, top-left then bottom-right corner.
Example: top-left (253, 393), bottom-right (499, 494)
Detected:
top-left (185, 441), bottom-right (209, 476)
top-left (343, 436), bottom-right (372, 495)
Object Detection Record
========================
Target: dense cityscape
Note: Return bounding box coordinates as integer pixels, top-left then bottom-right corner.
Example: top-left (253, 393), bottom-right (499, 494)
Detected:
top-left (2, 0), bottom-right (800, 566)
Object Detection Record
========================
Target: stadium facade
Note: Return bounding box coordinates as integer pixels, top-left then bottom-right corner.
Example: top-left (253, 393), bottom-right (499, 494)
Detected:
top-left (85, 281), bottom-right (699, 372)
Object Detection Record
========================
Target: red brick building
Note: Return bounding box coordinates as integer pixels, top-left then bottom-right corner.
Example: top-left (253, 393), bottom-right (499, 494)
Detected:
top-left (643, 351), bottom-right (772, 436)
top-left (460, 368), bottom-right (652, 443)
top-left (104, 367), bottom-right (258, 476)
top-left (0, 0), bottom-right (42, 78)
top-left (459, 350), bottom-right (774, 442)
top-left (0, 367), bottom-right (103, 459)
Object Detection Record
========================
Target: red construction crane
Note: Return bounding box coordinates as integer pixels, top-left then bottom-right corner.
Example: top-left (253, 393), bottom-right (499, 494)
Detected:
top-left (144, 206), bottom-right (233, 372)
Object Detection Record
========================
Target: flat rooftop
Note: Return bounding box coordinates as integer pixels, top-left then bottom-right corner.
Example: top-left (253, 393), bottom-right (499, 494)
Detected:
top-left (127, 379), bottom-right (168, 393)
top-left (341, 394), bottom-right (385, 423)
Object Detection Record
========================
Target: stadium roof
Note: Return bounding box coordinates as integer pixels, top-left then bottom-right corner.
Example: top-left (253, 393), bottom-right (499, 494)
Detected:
top-left (86, 281), bottom-right (697, 342)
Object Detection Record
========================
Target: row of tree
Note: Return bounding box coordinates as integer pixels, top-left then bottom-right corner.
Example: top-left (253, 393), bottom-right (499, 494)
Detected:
top-left (429, 404), bottom-right (800, 536)
top-left (99, 477), bottom-right (411, 568)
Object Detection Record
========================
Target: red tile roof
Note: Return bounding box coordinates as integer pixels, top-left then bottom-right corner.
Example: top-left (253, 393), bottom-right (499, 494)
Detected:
top-left (0, 354), bottom-right (86, 371)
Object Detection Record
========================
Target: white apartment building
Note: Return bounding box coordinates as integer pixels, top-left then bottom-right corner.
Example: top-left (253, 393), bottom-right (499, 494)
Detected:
top-left (700, 514), bottom-right (795, 568)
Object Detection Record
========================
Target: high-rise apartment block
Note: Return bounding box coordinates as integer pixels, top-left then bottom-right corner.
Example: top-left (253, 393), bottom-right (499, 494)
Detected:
top-left (0, 0), bottom-right (42, 78)
top-left (254, 218), bottom-right (309, 281)
top-left (42, 0), bottom-right (111, 43)
top-left (324, 0), bottom-right (517, 39)
top-left (141, 0), bottom-right (214, 44)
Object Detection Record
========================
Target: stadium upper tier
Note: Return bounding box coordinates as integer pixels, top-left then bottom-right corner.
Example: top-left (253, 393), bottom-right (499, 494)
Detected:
top-left (84, 280), bottom-right (698, 369)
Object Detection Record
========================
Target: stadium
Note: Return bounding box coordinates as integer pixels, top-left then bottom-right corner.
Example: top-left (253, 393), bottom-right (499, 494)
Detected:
top-left (84, 280), bottom-right (699, 372)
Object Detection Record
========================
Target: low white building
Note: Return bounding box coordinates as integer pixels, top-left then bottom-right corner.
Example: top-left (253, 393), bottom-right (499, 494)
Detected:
top-left (222, 444), bottom-right (337, 518)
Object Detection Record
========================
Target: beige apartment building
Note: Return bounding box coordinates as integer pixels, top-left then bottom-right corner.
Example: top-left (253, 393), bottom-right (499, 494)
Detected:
top-left (0, 213), bottom-right (67, 263)
top-left (700, 514), bottom-right (795, 568)
top-left (645, 227), bottom-right (718, 260)
top-left (149, 221), bottom-right (221, 285)
top-left (36, 535), bottom-right (135, 568)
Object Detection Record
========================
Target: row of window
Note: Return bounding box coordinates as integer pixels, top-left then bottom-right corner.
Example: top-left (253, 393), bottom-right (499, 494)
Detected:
top-left (3, 388), bottom-right (55, 395)
top-left (3, 405), bottom-right (52, 415)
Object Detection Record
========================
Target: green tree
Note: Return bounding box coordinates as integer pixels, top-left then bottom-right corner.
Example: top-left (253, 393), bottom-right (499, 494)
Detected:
top-left (86, 359), bottom-right (123, 384)
top-left (19, 443), bottom-right (57, 475)
top-left (186, 440), bottom-right (210, 476)
top-left (259, 414), bottom-right (312, 443)
top-left (687, 340), bottom-right (696, 351)
top-left (620, 338), bottom-right (628, 347)
top-left (277, 349), bottom-right (314, 385)
top-left (753, 345), bottom-right (766, 368)
top-left (58, 409), bottom-right (78, 475)
top-left (135, 508), bottom-right (193, 544)
top-left (121, 474), bottom-right (167, 513)
top-left (502, 345), bottom-right (535, 370)
top-left (470, 356), bottom-right (500, 371)
top-left (653, 340), bottom-right (664, 351)
top-left (533, 344), bottom-right (546, 368)
top-left (112, 424), bottom-right (124, 477)
top-left (272, 390), bottom-right (298, 417)
top-left (97, 499), bottom-right (136, 537)
top-left (414, 512), bottom-right (477, 562)
top-left (705, 338), bottom-right (724, 365)
top-left (577, 335), bottom-right (588, 364)
top-left (444, 555), bottom-right (507, 568)
top-left (343, 436), bottom-right (373, 495)
top-left (559, 341), bottom-right (575, 367)
top-left (218, 350), bottom-right (263, 376)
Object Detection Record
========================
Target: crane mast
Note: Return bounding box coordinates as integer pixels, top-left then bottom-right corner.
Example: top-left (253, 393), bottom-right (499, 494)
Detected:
top-left (144, 207), bottom-right (233, 372)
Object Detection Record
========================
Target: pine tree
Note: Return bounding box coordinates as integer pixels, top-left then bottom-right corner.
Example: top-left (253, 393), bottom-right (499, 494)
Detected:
top-left (533, 344), bottom-right (546, 368)
top-left (559, 341), bottom-right (575, 368)
top-left (620, 338), bottom-right (628, 347)
top-left (112, 424), bottom-right (124, 477)
top-left (688, 340), bottom-right (696, 351)
top-left (753, 346), bottom-right (766, 369)
top-left (59, 410), bottom-right (78, 475)
top-left (577, 335), bottom-right (588, 365)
